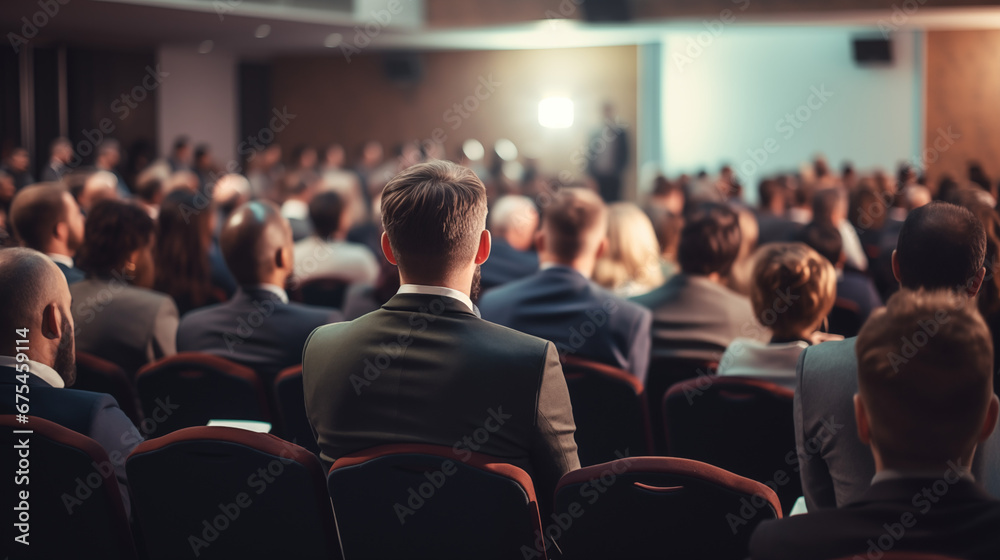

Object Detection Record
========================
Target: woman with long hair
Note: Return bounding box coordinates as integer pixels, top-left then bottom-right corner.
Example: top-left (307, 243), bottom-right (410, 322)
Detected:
top-left (154, 188), bottom-right (219, 315)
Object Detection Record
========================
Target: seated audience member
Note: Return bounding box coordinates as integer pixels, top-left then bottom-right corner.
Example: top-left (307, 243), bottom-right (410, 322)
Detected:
top-left (133, 172), bottom-right (165, 220)
top-left (632, 203), bottom-right (766, 363)
top-left (177, 201), bottom-right (342, 383)
top-left (0, 248), bottom-right (140, 514)
top-left (645, 206), bottom-right (683, 280)
top-left (796, 202), bottom-right (1000, 510)
top-left (813, 187), bottom-right (867, 272)
top-left (786, 177), bottom-right (813, 225)
top-left (303, 161), bottom-right (579, 513)
top-left (718, 243), bottom-right (838, 389)
top-left (71, 200), bottom-right (177, 375)
top-left (798, 222), bottom-right (883, 322)
top-left (9, 183), bottom-right (87, 284)
top-left (755, 178), bottom-right (802, 245)
top-left (646, 175), bottom-right (685, 216)
top-left (41, 137), bottom-right (73, 182)
top-left (77, 170), bottom-right (119, 213)
top-left (154, 189), bottom-right (224, 315)
top-left (479, 188), bottom-right (652, 381)
top-left (752, 289), bottom-right (1000, 560)
top-left (593, 202), bottom-right (664, 297)
top-left (479, 195), bottom-right (540, 291)
top-left (281, 171), bottom-right (318, 242)
top-left (95, 139), bottom-right (130, 198)
top-left (292, 190), bottom-right (379, 286)
top-left (321, 143), bottom-right (369, 227)
top-left (726, 205), bottom-right (759, 295)
top-left (2, 146), bottom-right (34, 190)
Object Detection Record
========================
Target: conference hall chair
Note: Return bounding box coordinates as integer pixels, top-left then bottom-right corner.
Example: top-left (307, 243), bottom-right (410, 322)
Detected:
top-left (645, 356), bottom-right (718, 453)
top-left (289, 275), bottom-right (351, 309)
top-left (827, 297), bottom-right (864, 337)
top-left (663, 375), bottom-right (800, 515)
top-left (560, 355), bottom-right (652, 466)
top-left (553, 456), bottom-right (781, 560)
top-left (274, 364), bottom-right (319, 453)
top-left (0, 415), bottom-right (137, 559)
top-left (75, 351), bottom-right (144, 424)
top-left (328, 443), bottom-right (544, 560)
top-left (125, 426), bottom-right (339, 560)
top-left (134, 353), bottom-right (270, 438)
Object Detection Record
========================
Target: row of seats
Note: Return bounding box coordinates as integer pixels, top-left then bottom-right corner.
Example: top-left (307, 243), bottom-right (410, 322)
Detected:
top-left (2, 415), bottom-right (963, 560)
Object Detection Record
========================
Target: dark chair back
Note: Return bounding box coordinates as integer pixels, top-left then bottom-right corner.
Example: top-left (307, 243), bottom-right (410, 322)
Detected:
top-left (663, 375), bottom-right (800, 514)
top-left (126, 426), bottom-right (339, 560)
top-left (75, 351), bottom-right (144, 424)
top-left (646, 356), bottom-right (717, 453)
top-left (328, 443), bottom-right (544, 560)
top-left (135, 353), bottom-right (270, 437)
top-left (1, 415), bottom-right (137, 559)
top-left (290, 276), bottom-right (350, 308)
top-left (560, 355), bottom-right (651, 466)
top-left (553, 456), bottom-right (781, 560)
top-left (274, 365), bottom-right (319, 453)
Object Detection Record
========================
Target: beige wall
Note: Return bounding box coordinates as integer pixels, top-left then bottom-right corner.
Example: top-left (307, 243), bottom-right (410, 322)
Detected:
top-left (270, 46), bottom-right (638, 197)
top-left (925, 30), bottom-right (1000, 189)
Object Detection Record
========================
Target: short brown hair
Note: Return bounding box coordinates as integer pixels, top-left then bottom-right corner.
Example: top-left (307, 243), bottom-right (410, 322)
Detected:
top-left (856, 289), bottom-right (994, 466)
top-left (10, 183), bottom-right (70, 251)
top-left (380, 160), bottom-right (487, 280)
top-left (541, 188), bottom-right (607, 262)
top-left (750, 243), bottom-right (836, 339)
top-left (77, 200), bottom-right (154, 278)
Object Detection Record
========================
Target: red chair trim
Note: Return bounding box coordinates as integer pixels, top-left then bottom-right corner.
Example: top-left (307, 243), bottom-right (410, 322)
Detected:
top-left (275, 364), bottom-right (303, 387)
top-left (555, 456), bottom-right (783, 519)
top-left (664, 375), bottom-right (794, 401)
top-left (134, 353), bottom-right (270, 419)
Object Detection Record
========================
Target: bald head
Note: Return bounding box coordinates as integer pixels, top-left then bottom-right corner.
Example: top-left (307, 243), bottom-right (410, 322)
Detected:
top-left (220, 201), bottom-right (294, 287)
top-left (80, 171), bottom-right (119, 212)
top-left (0, 248), bottom-right (76, 383)
top-left (489, 195), bottom-right (539, 251)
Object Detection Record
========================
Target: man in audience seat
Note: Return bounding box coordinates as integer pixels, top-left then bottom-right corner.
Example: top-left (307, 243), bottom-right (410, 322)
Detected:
top-left (797, 201), bottom-right (999, 510)
top-left (9, 183), bottom-right (87, 284)
top-left (479, 194), bottom-right (540, 291)
top-left (0, 248), bottom-right (139, 514)
top-left (478, 188), bottom-right (651, 381)
top-left (177, 201), bottom-right (342, 384)
top-left (751, 289), bottom-right (1000, 560)
top-left (632, 202), bottom-right (766, 363)
top-left (292, 190), bottom-right (379, 286)
top-left (302, 161), bottom-right (579, 514)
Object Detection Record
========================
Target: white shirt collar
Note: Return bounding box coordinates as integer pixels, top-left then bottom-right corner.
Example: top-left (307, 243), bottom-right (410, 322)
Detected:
top-left (281, 199), bottom-right (309, 220)
top-left (0, 355), bottom-right (65, 388)
top-left (47, 253), bottom-right (75, 268)
top-left (873, 467), bottom-right (975, 485)
top-left (248, 283), bottom-right (289, 304)
top-left (397, 284), bottom-right (478, 316)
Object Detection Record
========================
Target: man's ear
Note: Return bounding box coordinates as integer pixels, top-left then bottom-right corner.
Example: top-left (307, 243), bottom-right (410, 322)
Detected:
top-left (595, 237), bottom-right (609, 260)
top-left (969, 267), bottom-right (986, 298)
top-left (53, 221), bottom-right (68, 243)
top-left (891, 250), bottom-right (901, 284)
top-left (40, 302), bottom-right (64, 341)
top-left (534, 229), bottom-right (546, 254)
top-left (980, 395), bottom-right (1000, 443)
top-left (475, 229), bottom-right (491, 265)
top-left (854, 393), bottom-right (871, 446)
top-left (275, 246), bottom-right (292, 271)
top-left (381, 232), bottom-right (397, 265)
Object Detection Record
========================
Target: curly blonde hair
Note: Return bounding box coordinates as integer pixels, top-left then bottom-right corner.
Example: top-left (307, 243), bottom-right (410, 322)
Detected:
top-left (750, 242), bottom-right (836, 339)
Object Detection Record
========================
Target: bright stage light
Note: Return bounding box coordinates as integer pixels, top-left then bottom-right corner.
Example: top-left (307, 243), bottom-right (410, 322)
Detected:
top-left (538, 97), bottom-right (574, 129)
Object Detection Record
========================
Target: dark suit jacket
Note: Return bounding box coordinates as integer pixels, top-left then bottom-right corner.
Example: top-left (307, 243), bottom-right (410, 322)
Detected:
top-left (0, 365), bottom-right (140, 516)
top-left (750, 477), bottom-right (1000, 560)
top-left (70, 279), bottom-right (179, 376)
top-left (796, 338), bottom-right (1000, 510)
top-left (40, 162), bottom-right (66, 182)
top-left (302, 292), bottom-right (580, 514)
top-left (177, 287), bottom-right (342, 383)
top-left (756, 212), bottom-right (803, 246)
top-left (837, 269), bottom-right (883, 322)
top-left (55, 261), bottom-right (86, 285)
top-left (631, 272), bottom-right (766, 363)
top-left (479, 266), bottom-right (652, 382)
top-left (480, 237), bottom-right (539, 291)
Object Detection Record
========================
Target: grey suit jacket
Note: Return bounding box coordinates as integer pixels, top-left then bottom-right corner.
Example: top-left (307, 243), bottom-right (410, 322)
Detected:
top-left (631, 273), bottom-right (768, 362)
top-left (796, 337), bottom-right (1000, 510)
top-left (303, 292), bottom-right (580, 513)
top-left (70, 278), bottom-right (179, 376)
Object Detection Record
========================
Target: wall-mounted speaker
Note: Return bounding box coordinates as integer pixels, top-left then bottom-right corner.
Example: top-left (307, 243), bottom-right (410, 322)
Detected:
top-left (383, 53), bottom-right (423, 85)
top-left (853, 37), bottom-right (893, 65)
top-left (581, 0), bottom-right (631, 22)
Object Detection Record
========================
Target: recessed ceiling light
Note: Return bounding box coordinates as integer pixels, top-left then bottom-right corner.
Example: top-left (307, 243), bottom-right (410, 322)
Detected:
top-left (255, 24), bottom-right (271, 39)
top-left (538, 97), bottom-right (574, 129)
top-left (324, 33), bottom-right (344, 48)
top-left (198, 40), bottom-right (214, 54)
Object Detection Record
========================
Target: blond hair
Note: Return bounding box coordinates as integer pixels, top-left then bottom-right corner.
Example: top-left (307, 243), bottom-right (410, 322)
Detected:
top-left (594, 202), bottom-right (664, 295)
top-left (750, 242), bottom-right (836, 339)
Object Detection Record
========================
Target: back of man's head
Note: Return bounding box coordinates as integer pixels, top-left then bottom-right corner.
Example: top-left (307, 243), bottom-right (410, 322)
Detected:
top-left (540, 188), bottom-right (607, 264)
top-left (489, 195), bottom-right (538, 250)
top-left (221, 201), bottom-right (293, 286)
top-left (796, 222), bottom-right (843, 268)
top-left (677, 203), bottom-right (741, 276)
top-left (856, 289), bottom-right (996, 469)
top-left (0, 248), bottom-right (75, 382)
top-left (896, 202), bottom-right (986, 291)
top-left (812, 188), bottom-right (845, 226)
top-left (309, 191), bottom-right (345, 240)
top-left (10, 184), bottom-right (70, 251)
top-left (380, 160), bottom-right (487, 281)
